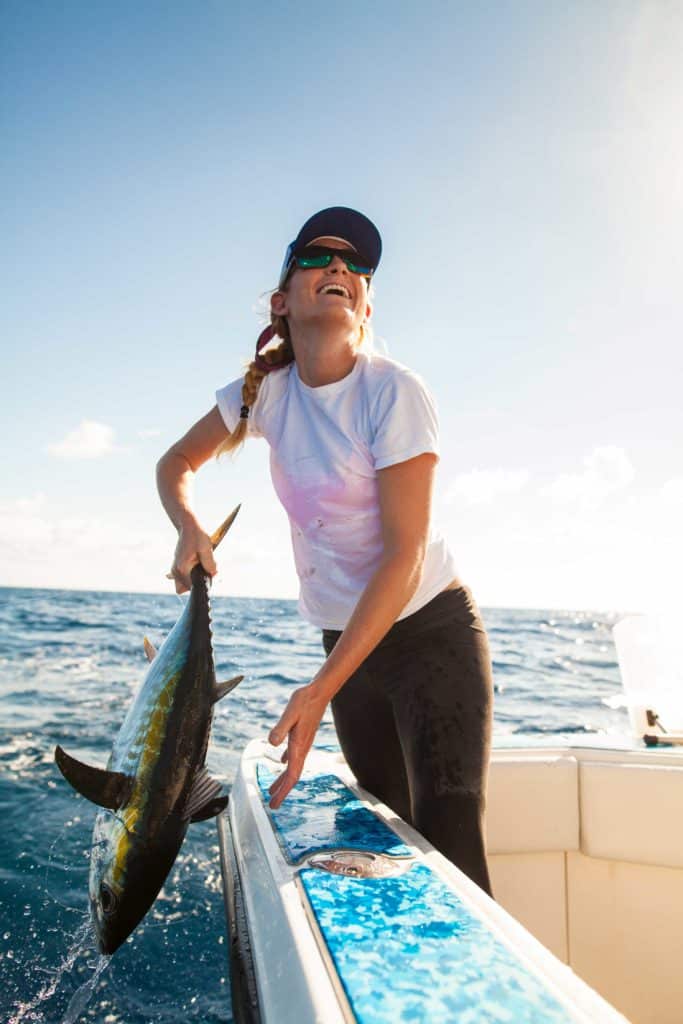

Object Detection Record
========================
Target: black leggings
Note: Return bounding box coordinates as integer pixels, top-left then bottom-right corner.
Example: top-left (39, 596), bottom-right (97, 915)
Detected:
top-left (322, 585), bottom-right (493, 896)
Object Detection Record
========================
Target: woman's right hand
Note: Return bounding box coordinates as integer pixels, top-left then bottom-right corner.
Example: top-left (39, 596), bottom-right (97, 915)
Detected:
top-left (168, 517), bottom-right (217, 594)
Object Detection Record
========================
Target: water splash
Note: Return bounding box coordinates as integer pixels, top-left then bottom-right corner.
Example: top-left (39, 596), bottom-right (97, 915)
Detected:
top-left (42, 818), bottom-right (96, 915)
top-left (7, 918), bottom-right (109, 1024)
top-left (61, 953), bottom-right (110, 1023)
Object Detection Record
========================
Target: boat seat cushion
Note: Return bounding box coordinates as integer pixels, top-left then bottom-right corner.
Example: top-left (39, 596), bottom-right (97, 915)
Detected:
top-left (579, 761), bottom-right (683, 869)
top-left (487, 755), bottom-right (579, 854)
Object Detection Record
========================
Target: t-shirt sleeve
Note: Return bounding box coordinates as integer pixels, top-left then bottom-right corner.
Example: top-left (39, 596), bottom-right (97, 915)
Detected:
top-left (370, 370), bottom-right (440, 470)
top-left (215, 377), bottom-right (264, 439)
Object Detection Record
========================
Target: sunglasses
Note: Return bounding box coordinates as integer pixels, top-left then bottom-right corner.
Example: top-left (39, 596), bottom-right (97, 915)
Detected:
top-left (279, 244), bottom-right (374, 286)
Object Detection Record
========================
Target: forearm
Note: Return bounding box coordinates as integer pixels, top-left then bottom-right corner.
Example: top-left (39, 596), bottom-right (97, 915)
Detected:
top-left (156, 450), bottom-right (199, 531)
top-left (157, 449), bottom-right (216, 593)
top-left (156, 406), bottom-right (230, 533)
top-left (311, 546), bottom-right (425, 701)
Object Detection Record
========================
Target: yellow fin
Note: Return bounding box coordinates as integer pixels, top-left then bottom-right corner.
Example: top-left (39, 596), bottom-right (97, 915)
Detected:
top-left (209, 505), bottom-right (241, 550)
top-left (143, 636), bottom-right (157, 662)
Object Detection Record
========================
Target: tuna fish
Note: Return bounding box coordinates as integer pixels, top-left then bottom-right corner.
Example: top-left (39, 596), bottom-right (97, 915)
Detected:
top-left (54, 508), bottom-right (242, 954)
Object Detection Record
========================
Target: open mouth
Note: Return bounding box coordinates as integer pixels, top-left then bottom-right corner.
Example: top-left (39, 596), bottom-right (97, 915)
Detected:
top-left (317, 283), bottom-right (351, 298)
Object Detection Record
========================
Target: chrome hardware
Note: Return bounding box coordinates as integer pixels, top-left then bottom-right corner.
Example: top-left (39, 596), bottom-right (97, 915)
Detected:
top-left (308, 850), bottom-right (413, 879)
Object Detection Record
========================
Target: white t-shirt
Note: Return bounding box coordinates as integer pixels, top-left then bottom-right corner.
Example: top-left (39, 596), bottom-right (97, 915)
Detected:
top-left (215, 351), bottom-right (457, 629)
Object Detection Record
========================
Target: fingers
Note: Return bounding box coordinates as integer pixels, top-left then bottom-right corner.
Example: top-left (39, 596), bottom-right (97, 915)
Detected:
top-left (173, 549), bottom-right (199, 588)
top-left (266, 686), bottom-right (328, 809)
top-left (198, 541), bottom-right (218, 577)
top-left (268, 771), bottom-right (292, 809)
top-left (174, 575), bottom-right (190, 595)
top-left (268, 726), bottom-right (309, 807)
top-left (268, 703), bottom-right (294, 747)
top-left (268, 760), bottom-right (303, 809)
top-left (167, 525), bottom-right (217, 592)
top-left (268, 718), bottom-right (303, 808)
top-left (166, 568), bottom-right (191, 593)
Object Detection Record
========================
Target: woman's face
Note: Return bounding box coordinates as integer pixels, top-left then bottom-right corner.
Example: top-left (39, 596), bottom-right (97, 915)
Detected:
top-left (271, 236), bottom-right (372, 337)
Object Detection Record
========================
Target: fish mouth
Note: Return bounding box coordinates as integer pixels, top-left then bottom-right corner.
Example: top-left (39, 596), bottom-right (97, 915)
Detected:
top-left (91, 870), bottom-right (166, 955)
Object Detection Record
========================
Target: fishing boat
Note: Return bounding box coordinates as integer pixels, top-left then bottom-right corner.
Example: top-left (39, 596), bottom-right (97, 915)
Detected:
top-left (217, 616), bottom-right (683, 1024)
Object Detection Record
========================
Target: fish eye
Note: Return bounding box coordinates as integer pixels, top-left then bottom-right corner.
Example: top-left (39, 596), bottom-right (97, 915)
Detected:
top-left (99, 883), bottom-right (118, 916)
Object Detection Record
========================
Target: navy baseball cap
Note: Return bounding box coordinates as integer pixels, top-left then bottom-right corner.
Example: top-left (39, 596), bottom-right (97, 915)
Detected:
top-left (278, 206), bottom-right (382, 287)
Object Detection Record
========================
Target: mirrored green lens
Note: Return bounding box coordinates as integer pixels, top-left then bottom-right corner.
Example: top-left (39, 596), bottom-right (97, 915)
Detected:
top-left (294, 247), bottom-right (374, 277)
top-left (344, 258), bottom-right (373, 275)
top-left (296, 253), bottom-right (333, 269)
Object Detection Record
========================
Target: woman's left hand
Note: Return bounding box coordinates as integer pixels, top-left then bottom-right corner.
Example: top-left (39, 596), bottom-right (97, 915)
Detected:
top-left (267, 684), bottom-right (330, 809)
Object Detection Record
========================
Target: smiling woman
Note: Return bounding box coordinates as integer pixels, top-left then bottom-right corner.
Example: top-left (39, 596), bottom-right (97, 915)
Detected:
top-left (156, 206), bottom-right (495, 895)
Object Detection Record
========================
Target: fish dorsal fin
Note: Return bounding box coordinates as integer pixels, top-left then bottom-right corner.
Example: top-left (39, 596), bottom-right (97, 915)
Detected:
top-left (54, 746), bottom-right (133, 810)
top-left (209, 505), bottom-right (240, 550)
top-left (214, 674), bottom-right (243, 703)
top-left (143, 636), bottom-right (157, 662)
top-left (182, 767), bottom-right (225, 822)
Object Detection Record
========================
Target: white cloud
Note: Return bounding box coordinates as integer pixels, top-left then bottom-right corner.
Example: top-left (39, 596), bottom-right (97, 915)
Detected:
top-left (0, 492), bottom-right (298, 598)
top-left (47, 420), bottom-right (116, 459)
top-left (540, 446), bottom-right (635, 508)
top-left (443, 468), bottom-right (530, 505)
top-left (0, 497), bottom-right (167, 589)
top-left (439, 453), bottom-right (681, 612)
top-left (660, 478), bottom-right (683, 504)
top-left (0, 493), bottom-right (46, 515)
top-left (0, 494), bottom-right (51, 549)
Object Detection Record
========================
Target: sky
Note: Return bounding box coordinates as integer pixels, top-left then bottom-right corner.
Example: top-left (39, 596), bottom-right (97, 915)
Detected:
top-left (2, 1), bottom-right (681, 612)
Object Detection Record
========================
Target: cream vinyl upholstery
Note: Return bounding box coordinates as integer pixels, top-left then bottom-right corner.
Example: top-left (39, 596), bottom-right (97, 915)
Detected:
top-left (579, 761), bottom-right (683, 868)
top-left (486, 754), bottom-right (579, 854)
top-left (485, 747), bottom-right (683, 1024)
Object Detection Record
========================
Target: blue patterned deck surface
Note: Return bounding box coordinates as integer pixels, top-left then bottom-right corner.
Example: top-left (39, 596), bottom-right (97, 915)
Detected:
top-left (256, 758), bottom-right (583, 1023)
top-left (300, 863), bottom-right (576, 1024)
top-left (256, 765), bottom-right (411, 863)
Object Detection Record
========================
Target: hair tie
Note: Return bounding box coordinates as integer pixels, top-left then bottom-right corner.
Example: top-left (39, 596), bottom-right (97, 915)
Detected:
top-left (253, 325), bottom-right (294, 374)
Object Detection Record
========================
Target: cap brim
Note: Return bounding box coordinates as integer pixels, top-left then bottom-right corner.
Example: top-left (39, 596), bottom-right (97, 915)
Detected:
top-left (294, 207), bottom-right (381, 270)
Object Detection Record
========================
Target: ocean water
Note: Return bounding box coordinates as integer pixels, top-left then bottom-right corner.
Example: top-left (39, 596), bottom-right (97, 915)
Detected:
top-left (0, 586), bottom-right (629, 1023)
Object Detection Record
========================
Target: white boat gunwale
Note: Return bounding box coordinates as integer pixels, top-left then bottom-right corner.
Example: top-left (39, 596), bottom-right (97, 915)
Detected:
top-left (221, 756), bottom-right (349, 1023)
top-left (219, 739), bottom-right (636, 1024)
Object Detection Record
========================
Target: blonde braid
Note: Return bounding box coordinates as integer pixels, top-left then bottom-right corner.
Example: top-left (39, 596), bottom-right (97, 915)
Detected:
top-left (215, 316), bottom-right (293, 457)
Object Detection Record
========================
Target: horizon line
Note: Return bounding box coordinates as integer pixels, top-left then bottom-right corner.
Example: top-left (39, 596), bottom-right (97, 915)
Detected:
top-left (0, 582), bottom-right (633, 617)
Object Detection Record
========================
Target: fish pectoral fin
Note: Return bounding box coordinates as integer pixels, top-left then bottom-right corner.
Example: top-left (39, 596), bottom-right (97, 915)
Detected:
top-left (182, 767), bottom-right (225, 823)
top-left (214, 674), bottom-right (244, 702)
top-left (54, 746), bottom-right (133, 809)
top-left (189, 795), bottom-right (229, 823)
top-left (143, 636), bottom-right (157, 662)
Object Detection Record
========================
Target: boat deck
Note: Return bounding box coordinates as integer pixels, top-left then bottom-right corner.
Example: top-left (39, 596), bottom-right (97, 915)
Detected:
top-left (218, 740), bottom-right (642, 1023)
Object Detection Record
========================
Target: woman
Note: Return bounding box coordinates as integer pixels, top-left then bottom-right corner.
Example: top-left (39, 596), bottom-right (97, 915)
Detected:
top-left (157, 207), bottom-right (494, 894)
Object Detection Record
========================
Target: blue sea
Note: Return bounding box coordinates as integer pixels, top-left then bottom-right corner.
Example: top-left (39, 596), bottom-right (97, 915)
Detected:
top-left (0, 586), bottom-right (629, 1023)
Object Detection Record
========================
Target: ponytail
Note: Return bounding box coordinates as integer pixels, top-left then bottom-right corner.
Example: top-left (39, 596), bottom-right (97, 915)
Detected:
top-left (215, 315), bottom-right (293, 457)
